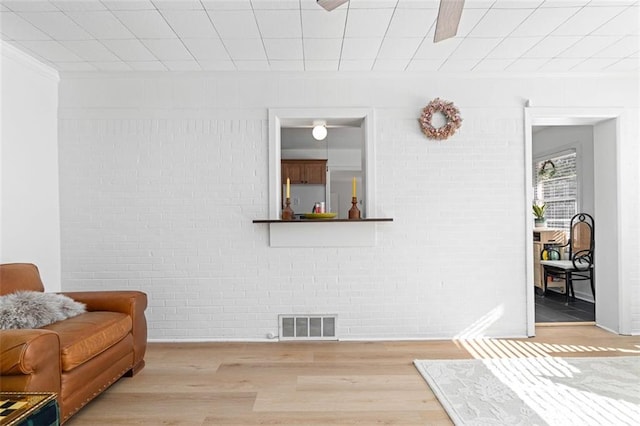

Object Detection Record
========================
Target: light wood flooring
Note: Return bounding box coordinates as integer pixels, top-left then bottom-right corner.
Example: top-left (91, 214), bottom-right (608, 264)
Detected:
top-left (66, 326), bottom-right (640, 425)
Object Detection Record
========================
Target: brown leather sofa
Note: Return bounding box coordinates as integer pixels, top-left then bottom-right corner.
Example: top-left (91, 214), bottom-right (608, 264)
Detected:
top-left (0, 263), bottom-right (147, 423)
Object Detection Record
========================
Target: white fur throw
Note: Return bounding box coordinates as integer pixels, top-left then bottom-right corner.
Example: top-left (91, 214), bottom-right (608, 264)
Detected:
top-left (0, 291), bottom-right (86, 329)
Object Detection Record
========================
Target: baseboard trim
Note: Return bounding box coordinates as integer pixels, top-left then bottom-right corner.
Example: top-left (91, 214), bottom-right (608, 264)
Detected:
top-left (536, 321), bottom-right (596, 327)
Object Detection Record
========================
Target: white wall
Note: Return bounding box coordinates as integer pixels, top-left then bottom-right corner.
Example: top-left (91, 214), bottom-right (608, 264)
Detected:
top-left (0, 43), bottom-right (61, 291)
top-left (532, 125), bottom-right (594, 302)
top-left (57, 71), bottom-right (639, 340)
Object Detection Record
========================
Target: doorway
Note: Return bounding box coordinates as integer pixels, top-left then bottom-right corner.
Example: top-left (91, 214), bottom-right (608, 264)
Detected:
top-left (532, 126), bottom-right (595, 324)
top-left (524, 108), bottom-right (621, 336)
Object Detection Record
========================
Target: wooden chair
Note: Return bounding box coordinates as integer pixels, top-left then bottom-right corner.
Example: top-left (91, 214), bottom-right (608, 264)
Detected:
top-left (540, 213), bottom-right (595, 305)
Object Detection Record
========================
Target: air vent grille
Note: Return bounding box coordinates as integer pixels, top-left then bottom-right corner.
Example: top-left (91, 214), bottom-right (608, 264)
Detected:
top-left (278, 314), bottom-right (337, 340)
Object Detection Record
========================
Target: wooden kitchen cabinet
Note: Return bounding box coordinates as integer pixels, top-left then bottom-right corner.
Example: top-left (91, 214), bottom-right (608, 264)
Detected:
top-left (282, 160), bottom-right (327, 184)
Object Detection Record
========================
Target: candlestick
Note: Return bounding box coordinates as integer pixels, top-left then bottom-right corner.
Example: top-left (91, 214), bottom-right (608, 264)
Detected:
top-left (282, 197), bottom-right (294, 221)
top-left (286, 177), bottom-right (290, 199)
top-left (348, 196), bottom-right (361, 220)
top-left (352, 177), bottom-right (356, 198)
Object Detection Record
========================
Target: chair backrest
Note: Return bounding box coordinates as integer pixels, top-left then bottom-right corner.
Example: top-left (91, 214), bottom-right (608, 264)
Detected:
top-left (0, 263), bottom-right (45, 295)
top-left (568, 213), bottom-right (594, 265)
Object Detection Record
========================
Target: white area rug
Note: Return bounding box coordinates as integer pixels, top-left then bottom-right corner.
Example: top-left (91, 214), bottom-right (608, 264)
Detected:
top-left (414, 356), bottom-right (640, 426)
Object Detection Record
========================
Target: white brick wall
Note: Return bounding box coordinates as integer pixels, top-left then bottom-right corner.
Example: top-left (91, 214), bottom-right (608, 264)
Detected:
top-left (58, 72), bottom-right (639, 339)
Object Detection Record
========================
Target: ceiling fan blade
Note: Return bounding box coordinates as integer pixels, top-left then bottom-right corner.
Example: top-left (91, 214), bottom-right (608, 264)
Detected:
top-left (317, 0), bottom-right (349, 11)
top-left (434, 0), bottom-right (465, 43)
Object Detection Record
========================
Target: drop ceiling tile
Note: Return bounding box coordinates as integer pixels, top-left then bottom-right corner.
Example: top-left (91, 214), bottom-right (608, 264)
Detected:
top-left (560, 35), bottom-right (622, 58)
top-left (303, 38), bottom-right (343, 60)
top-left (18, 12), bottom-right (93, 40)
top-left (570, 57), bottom-right (618, 71)
top-left (182, 38), bottom-right (229, 61)
top-left (605, 57), bottom-right (640, 71)
top-left (465, 1), bottom-right (497, 8)
top-left (60, 40), bottom-right (121, 61)
top-left (151, 0), bottom-right (204, 10)
top-left (469, 8), bottom-right (535, 37)
top-left (90, 61), bottom-right (133, 71)
top-left (438, 59), bottom-right (480, 72)
top-left (345, 8), bottom-right (395, 38)
top-left (66, 11), bottom-right (134, 39)
top-left (451, 38), bottom-right (503, 58)
top-left (552, 7), bottom-right (627, 36)
top-left (456, 8), bottom-right (491, 37)
top-left (207, 10), bottom-right (260, 38)
top-left (18, 40), bottom-right (83, 61)
top-left (538, 57), bottom-right (584, 71)
top-left (201, 0), bottom-right (251, 10)
top-left (304, 60), bottom-right (339, 71)
top-left (493, 0), bottom-right (544, 7)
top-left (301, 9), bottom-right (347, 38)
top-left (235, 60), bottom-right (270, 70)
top-left (413, 37), bottom-right (462, 59)
top-left (523, 36), bottom-right (582, 58)
top-left (55, 61), bottom-right (97, 71)
top-left (339, 59), bottom-right (375, 70)
top-left (53, 1), bottom-right (107, 11)
top-left (349, 0), bottom-right (397, 8)
top-left (540, 0), bottom-right (589, 7)
top-left (163, 60), bottom-right (202, 71)
top-left (100, 1), bottom-right (155, 10)
top-left (1, 1), bottom-right (58, 12)
top-left (112, 10), bottom-right (176, 39)
top-left (472, 58), bottom-right (514, 71)
top-left (129, 61), bottom-right (168, 70)
top-left (511, 7), bottom-right (580, 37)
top-left (594, 35), bottom-right (639, 58)
top-left (269, 60), bottom-right (304, 70)
top-left (592, 6), bottom-right (639, 36)
top-left (224, 38), bottom-right (267, 60)
top-left (372, 59), bottom-right (409, 71)
top-left (406, 58), bottom-right (445, 71)
top-left (160, 10), bottom-right (218, 38)
top-left (251, 0), bottom-right (300, 10)
top-left (396, 0), bottom-right (439, 8)
top-left (141, 39), bottom-right (193, 61)
top-left (101, 39), bottom-right (156, 61)
top-left (377, 38), bottom-right (422, 60)
top-left (255, 10), bottom-right (302, 38)
top-left (263, 38), bottom-right (303, 60)
top-left (386, 8), bottom-right (437, 38)
top-left (487, 37), bottom-right (543, 58)
top-left (199, 60), bottom-right (236, 70)
top-left (505, 57), bottom-right (547, 71)
top-left (341, 37), bottom-right (382, 60)
top-left (0, 11), bottom-right (52, 40)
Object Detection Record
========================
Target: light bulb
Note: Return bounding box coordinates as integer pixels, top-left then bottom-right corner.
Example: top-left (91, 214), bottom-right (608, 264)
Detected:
top-left (312, 121), bottom-right (327, 140)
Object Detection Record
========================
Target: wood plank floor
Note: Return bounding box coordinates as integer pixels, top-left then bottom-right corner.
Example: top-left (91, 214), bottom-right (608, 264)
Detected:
top-left (66, 326), bottom-right (640, 425)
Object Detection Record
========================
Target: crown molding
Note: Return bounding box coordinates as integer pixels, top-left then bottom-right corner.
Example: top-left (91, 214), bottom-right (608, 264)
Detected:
top-left (1, 41), bottom-right (59, 82)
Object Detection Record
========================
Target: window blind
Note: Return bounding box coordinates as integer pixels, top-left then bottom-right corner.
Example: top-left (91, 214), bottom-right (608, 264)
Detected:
top-left (534, 151), bottom-right (577, 230)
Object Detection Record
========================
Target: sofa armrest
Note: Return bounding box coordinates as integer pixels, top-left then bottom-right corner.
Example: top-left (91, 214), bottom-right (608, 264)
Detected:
top-left (0, 330), bottom-right (61, 393)
top-left (61, 291), bottom-right (148, 374)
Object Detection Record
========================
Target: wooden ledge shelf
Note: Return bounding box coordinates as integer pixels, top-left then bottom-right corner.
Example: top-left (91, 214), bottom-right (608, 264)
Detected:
top-left (253, 218), bottom-right (393, 224)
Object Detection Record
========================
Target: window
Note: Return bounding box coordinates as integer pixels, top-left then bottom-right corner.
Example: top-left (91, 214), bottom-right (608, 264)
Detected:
top-left (534, 151), bottom-right (577, 230)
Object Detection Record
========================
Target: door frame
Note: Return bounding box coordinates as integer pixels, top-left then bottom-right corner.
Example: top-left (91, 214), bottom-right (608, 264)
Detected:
top-left (524, 107), bottom-right (623, 337)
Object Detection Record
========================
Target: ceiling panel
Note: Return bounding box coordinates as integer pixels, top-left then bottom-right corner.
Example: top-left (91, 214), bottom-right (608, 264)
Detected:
top-left (160, 10), bottom-right (219, 38)
top-left (0, 11), bottom-right (52, 40)
top-left (65, 11), bottom-right (134, 39)
top-left (208, 10), bottom-right (260, 38)
top-left (301, 9), bottom-right (347, 38)
top-left (113, 10), bottom-right (176, 38)
top-left (17, 11), bottom-right (92, 40)
top-left (255, 10), bottom-right (302, 38)
top-left (0, 0), bottom-right (637, 74)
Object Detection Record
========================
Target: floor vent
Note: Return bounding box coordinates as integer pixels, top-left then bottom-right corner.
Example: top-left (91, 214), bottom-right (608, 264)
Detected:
top-left (278, 314), bottom-right (337, 341)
